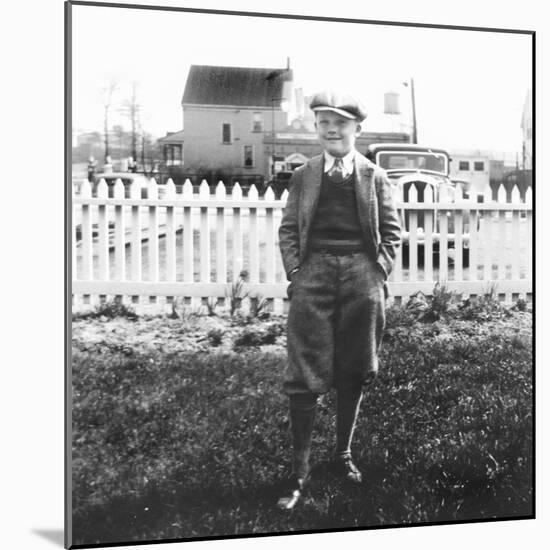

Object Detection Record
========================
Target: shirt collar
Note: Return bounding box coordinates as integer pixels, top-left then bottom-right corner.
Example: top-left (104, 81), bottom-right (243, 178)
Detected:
top-left (323, 149), bottom-right (356, 174)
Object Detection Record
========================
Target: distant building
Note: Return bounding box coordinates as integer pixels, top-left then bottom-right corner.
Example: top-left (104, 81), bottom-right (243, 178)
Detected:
top-left (449, 151), bottom-right (491, 193)
top-left (180, 63), bottom-right (293, 182)
top-left (175, 63), bottom-right (410, 183)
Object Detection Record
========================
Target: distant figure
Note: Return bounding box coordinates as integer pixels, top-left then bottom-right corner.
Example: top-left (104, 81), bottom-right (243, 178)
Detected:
top-left (128, 156), bottom-right (137, 173)
top-left (103, 155), bottom-right (113, 174)
top-left (87, 156), bottom-right (97, 182)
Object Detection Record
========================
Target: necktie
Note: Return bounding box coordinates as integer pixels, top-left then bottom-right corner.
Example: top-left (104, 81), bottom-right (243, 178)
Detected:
top-left (328, 158), bottom-right (346, 184)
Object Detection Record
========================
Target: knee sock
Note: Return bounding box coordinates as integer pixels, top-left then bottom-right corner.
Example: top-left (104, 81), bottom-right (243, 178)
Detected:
top-left (336, 385), bottom-right (363, 459)
top-left (288, 393), bottom-right (318, 479)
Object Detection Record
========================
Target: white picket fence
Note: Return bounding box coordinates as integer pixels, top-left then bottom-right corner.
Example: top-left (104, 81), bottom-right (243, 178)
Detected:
top-left (72, 177), bottom-right (532, 313)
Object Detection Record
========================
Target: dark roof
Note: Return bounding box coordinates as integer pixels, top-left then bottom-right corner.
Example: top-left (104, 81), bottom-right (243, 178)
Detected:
top-left (182, 65), bottom-right (293, 108)
top-left (158, 130), bottom-right (185, 143)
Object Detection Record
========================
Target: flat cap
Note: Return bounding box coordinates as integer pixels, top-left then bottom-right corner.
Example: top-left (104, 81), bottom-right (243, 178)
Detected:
top-left (309, 90), bottom-right (367, 122)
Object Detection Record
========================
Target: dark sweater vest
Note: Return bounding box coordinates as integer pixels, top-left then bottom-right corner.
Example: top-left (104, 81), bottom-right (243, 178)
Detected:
top-left (309, 169), bottom-right (365, 251)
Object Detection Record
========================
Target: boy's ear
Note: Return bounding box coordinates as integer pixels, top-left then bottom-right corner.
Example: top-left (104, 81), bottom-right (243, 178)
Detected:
top-left (355, 122), bottom-right (362, 135)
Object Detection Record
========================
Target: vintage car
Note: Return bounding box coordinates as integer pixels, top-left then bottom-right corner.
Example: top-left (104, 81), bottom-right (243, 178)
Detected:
top-left (365, 143), bottom-right (482, 265)
top-left (267, 170), bottom-right (294, 199)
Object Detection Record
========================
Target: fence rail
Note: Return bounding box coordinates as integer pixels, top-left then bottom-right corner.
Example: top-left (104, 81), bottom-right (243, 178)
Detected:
top-left (72, 177), bottom-right (532, 313)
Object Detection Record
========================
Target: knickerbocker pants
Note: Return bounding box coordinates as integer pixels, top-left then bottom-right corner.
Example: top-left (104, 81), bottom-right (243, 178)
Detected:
top-left (284, 250), bottom-right (386, 396)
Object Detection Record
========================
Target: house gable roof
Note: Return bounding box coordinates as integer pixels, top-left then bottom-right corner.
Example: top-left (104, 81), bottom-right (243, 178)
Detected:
top-left (158, 130), bottom-right (185, 143)
top-left (182, 64), bottom-right (293, 108)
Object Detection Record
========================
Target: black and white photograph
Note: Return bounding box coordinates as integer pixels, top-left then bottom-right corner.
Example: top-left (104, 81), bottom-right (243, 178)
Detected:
top-left (65, 1), bottom-right (534, 548)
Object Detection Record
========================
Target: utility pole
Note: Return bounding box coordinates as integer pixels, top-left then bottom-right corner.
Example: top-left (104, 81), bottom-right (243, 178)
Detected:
top-left (103, 105), bottom-right (110, 161)
top-left (129, 82), bottom-right (139, 160)
top-left (266, 63), bottom-right (292, 178)
top-left (410, 78), bottom-right (418, 144)
top-left (403, 78), bottom-right (418, 144)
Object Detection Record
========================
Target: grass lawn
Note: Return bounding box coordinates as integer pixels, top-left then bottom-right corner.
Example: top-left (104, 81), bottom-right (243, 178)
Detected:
top-left (71, 297), bottom-right (532, 546)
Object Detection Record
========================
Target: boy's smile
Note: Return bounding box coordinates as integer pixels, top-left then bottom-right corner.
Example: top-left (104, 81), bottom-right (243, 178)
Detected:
top-left (314, 111), bottom-right (362, 158)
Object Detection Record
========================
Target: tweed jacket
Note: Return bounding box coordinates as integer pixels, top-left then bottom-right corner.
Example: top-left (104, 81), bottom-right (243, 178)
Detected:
top-left (279, 152), bottom-right (401, 282)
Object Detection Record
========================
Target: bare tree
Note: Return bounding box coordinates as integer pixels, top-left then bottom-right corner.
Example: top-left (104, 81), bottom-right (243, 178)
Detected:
top-left (100, 80), bottom-right (118, 163)
top-left (118, 81), bottom-right (141, 160)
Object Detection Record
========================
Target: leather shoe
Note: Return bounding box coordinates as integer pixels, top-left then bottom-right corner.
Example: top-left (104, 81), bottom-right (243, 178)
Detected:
top-left (333, 456), bottom-right (362, 484)
top-left (276, 474), bottom-right (307, 510)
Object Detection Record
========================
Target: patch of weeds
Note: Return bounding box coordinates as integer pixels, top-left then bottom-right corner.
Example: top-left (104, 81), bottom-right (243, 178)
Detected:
top-left (230, 311), bottom-right (253, 327)
top-left (226, 270), bottom-right (249, 317)
top-left (177, 306), bottom-right (206, 332)
top-left (262, 322), bottom-right (285, 344)
top-left (205, 298), bottom-right (219, 317)
top-left (207, 328), bottom-right (225, 347)
top-left (168, 298), bottom-right (180, 320)
top-left (248, 293), bottom-right (270, 320)
top-left (73, 300), bottom-right (139, 321)
top-left (459, 284), bottom-right (510, 322)
top-left (512, 298), bottom-right (528, 313)
top-left (426, 283), bottom-right (460, 321)
top-left (402, 283), bottom-right (459, 323)
top-left (384, 302), bottom-right (416, 330)
top-left (510, 332), bottom-right (530, 350)
top-left (233, 322), bottom-right (284, 349)
top-left (233, 327), bottom-right (265, 349)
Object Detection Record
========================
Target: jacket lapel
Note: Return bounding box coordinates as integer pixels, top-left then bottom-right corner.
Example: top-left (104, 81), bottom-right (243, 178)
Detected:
top-left (354, 154), bottom-right (377, 246)
top-left (301, 154), bottom-right (324, 236)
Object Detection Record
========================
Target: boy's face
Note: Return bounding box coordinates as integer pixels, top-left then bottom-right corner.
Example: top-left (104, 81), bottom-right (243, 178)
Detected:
top-left (314, 111), bottom-right (362, 158)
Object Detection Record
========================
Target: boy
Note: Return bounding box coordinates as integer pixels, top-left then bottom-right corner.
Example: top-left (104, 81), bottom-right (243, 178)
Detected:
top-left (277, 90), bottom-right (401, 509)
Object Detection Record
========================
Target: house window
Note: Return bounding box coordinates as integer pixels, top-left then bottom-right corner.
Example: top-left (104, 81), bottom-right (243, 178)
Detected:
top-left (222, 123), bottom-right (231, 144)
top-left (252, 113), bottom-right (263, 132)
top-left (474, 161), bottom-right (485, 171)
top-left (458, 161), bottom-right (470, 171)
top-left (164, 144), bottom-right (182, 166)
top-left (244, 145), bottom-right (253, 167)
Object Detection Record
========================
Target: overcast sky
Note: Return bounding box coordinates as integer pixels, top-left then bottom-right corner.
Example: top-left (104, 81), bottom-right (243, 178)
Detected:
top-left (72, 4), bottom-right (532, 157)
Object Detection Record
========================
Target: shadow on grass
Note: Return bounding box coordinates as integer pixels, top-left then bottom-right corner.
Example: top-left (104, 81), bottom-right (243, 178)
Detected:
top-left (72, 451), bottom-right (532, 546)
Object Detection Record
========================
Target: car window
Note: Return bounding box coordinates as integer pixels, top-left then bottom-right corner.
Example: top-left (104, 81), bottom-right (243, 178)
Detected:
top-left (377, 152), bottom-right (447, 173)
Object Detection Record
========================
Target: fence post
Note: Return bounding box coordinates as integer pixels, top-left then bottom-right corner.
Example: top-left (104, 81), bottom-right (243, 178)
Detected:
top-left (497, 184), bottom-right (507, 284)
top-left (215, 181), bottom-right (227, 285)
top-left (97, 178), bottom-right (109, 281)
top-left (165, 178), bottom-right (177, 283)
top-left (114, 178), bottom-right (126, 282)
top-left (510, 185), bottom-right (521, 282)
top-left (392, 184), bottom-right (403, 289)
top-left (232, 182), bottom-right (244, 282)
top-left (80, 179), bottom-right (93, 282)
top-left (438, 207), bottom-right (448, 282)
top-left (130, 176), bottom-right (143, 286)
top-left (182, 179), bottom-right (194, 284)
top-left (148, 177), bottom-right (159, 284)
top-left (467, 185), bottom-right (479, 284)
top-left (264, 186), bottom-right (276, 286)
top-left (423, 184), bottom-right (433, 283)
top-left (453, 185), bottom-right (464, 281)
top-left (248, 184), bottom-right (260, 284)
top-left (199, 180), bottom-right (211, 285)
top-left (408, 184), bottom-right (418, 281)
